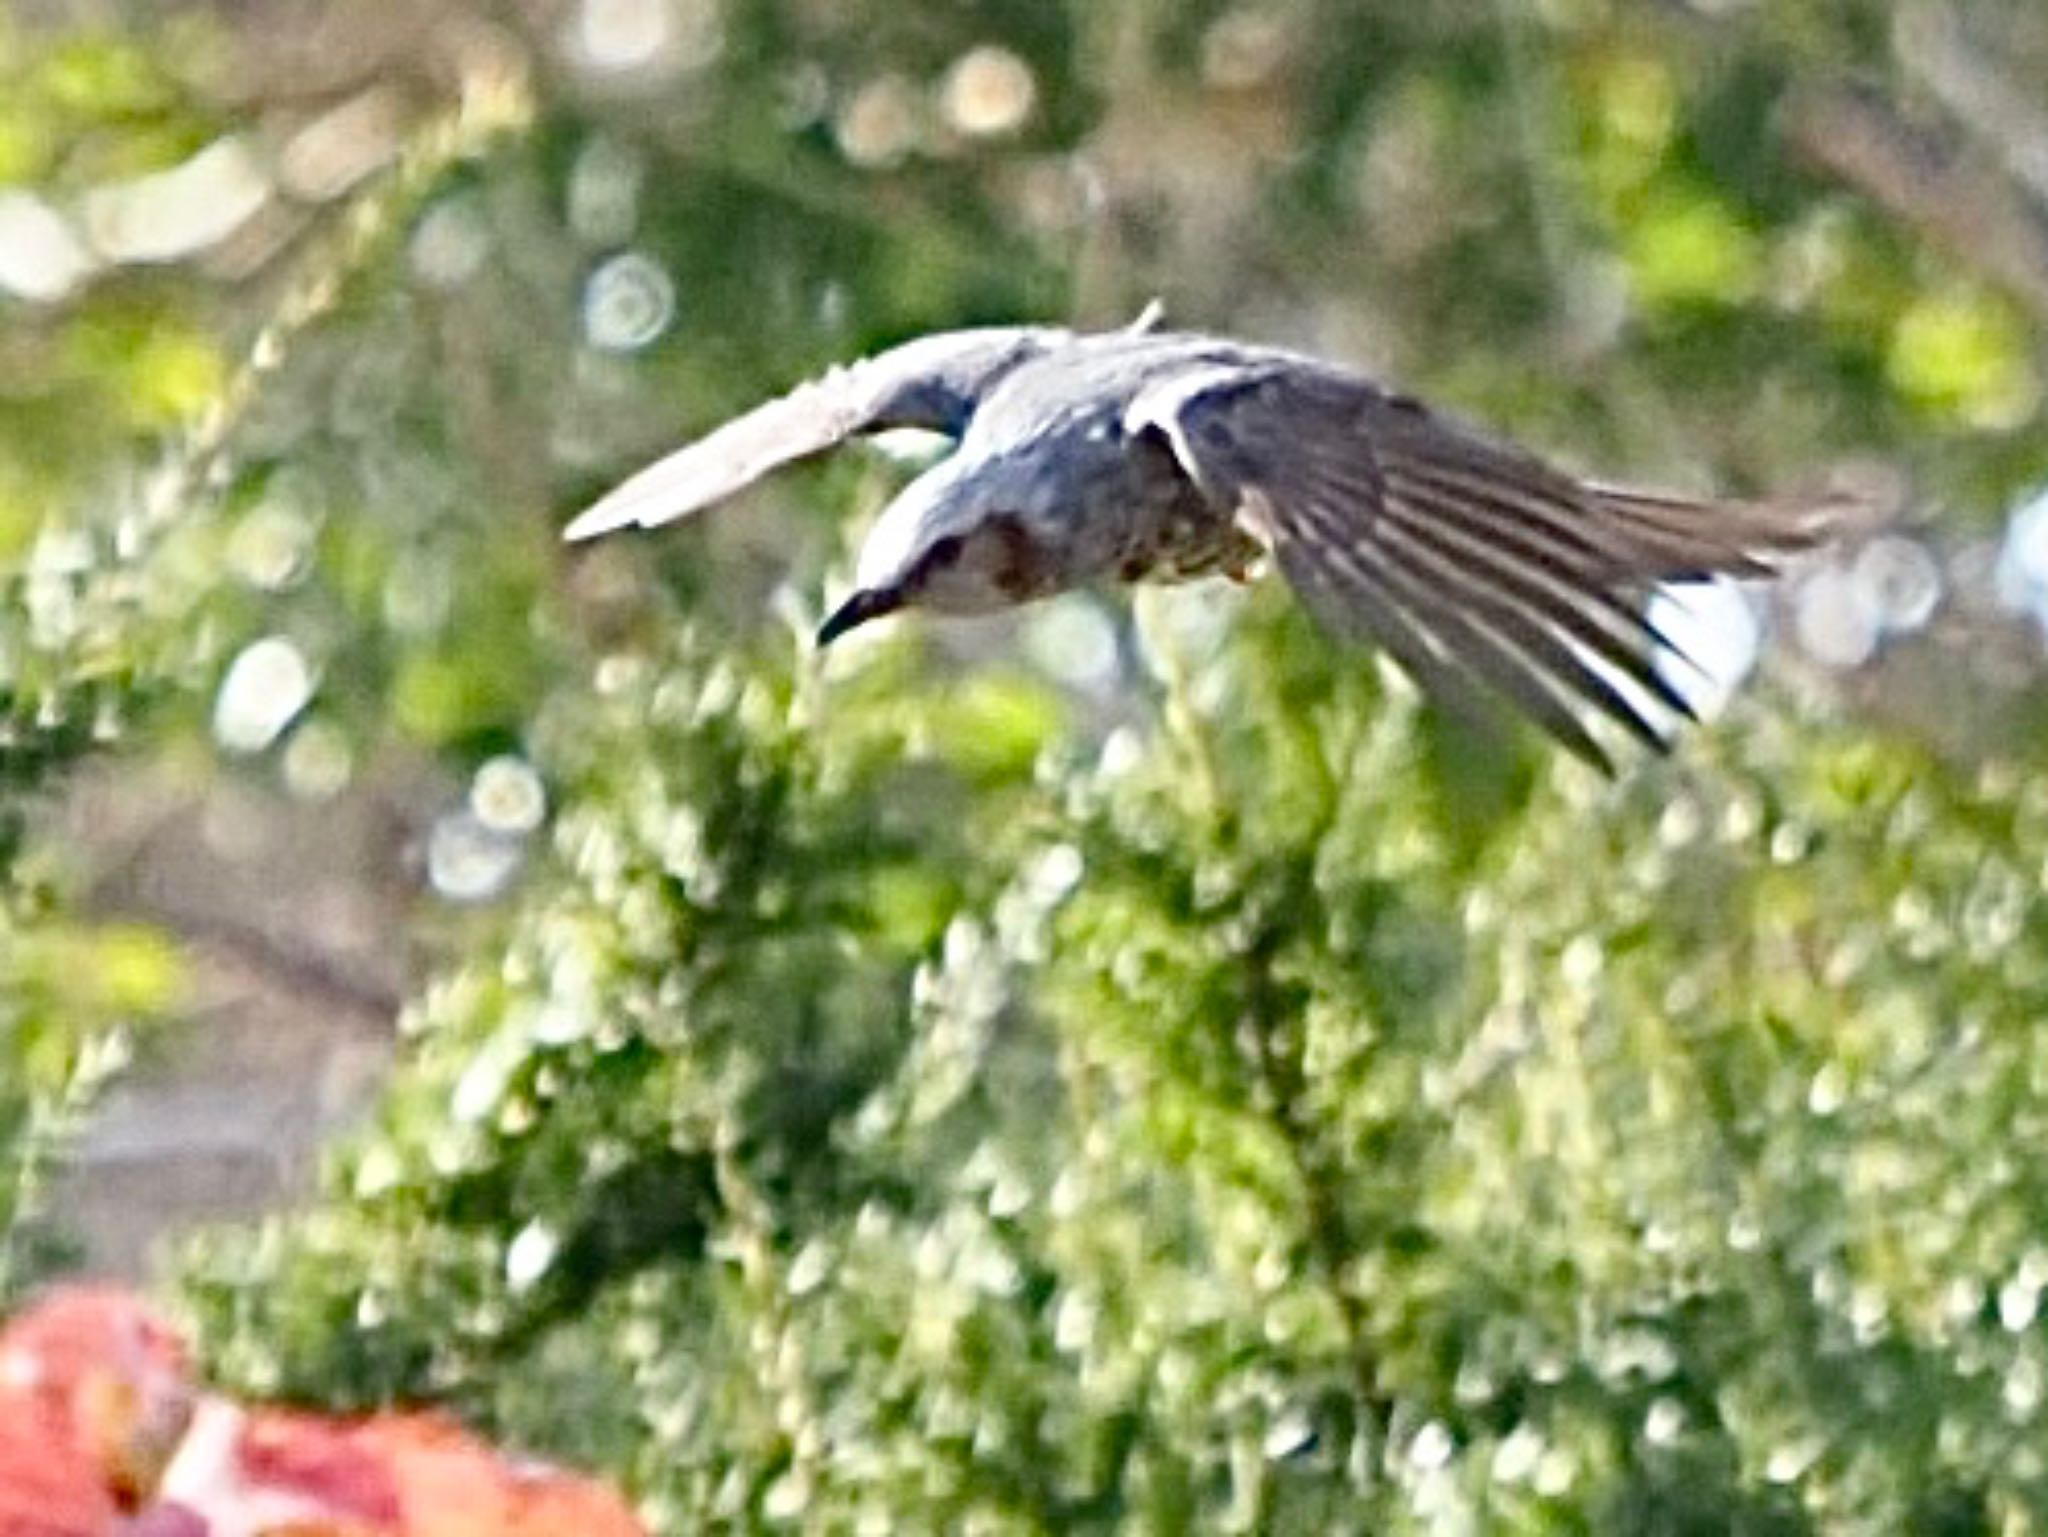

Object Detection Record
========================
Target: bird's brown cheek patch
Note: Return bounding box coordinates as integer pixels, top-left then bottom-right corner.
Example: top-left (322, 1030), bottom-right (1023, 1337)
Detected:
top-left (984, 514), bottom-right (1050, 601)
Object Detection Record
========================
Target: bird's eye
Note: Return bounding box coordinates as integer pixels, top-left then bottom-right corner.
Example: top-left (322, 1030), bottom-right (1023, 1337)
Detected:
top-left (925, 534), bottom-right (965, 568)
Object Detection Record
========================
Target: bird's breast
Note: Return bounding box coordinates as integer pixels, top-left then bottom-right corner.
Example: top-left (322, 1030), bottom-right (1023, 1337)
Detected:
top-left (1113, 507), bottom-right (1264, 586)
top-left (1096, 431), bottom-right (1260, 586)
top-left (978, 393), bottom-right (1259, 593)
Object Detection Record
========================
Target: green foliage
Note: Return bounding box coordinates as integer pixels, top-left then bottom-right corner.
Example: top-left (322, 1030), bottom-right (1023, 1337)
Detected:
top-left (176, 599), bottom-right (2048, 1531)
top-left (0, 894), bottom-right (182, 1302)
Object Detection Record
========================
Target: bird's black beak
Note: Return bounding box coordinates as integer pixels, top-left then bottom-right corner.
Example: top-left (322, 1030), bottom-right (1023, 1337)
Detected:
top-left (816, 586), bottom-right (904, 647)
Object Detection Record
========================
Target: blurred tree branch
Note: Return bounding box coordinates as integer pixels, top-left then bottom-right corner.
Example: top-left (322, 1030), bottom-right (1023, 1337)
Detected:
top-left (1782, 83), bottom-right (2048, 325)
top-left (1894, 3), bottom-right (2048, 211)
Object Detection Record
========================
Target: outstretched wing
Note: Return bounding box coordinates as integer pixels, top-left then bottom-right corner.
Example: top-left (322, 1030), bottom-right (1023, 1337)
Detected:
top-left (1127, 360), bottom-right (1844, 771)
top-left (563, 326), bottom-right (1067, 542)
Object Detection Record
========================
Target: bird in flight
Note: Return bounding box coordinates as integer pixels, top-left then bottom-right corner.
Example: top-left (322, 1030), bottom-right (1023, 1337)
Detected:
top-left (565, 308), bottom-right (1848, 771)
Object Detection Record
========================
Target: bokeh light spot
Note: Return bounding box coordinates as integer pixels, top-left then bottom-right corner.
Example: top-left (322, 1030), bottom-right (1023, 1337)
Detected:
top-left (568, 135), bottom-right (647, 246)
top-left (583, 251), bottom-right (676, 353)
top-left (0, 191), bottom-right (96, 303)
top-left (281, 719), bottom-right (354, 802)
top-left (471, 755), bottom-right (548, 836)
top-left (506, 1221), bottom-right (560, 1292)
top-left (213, 636), bottom-right (315, 755)
top-left (1792, 565), bottom-right (1881, 670)
top-left (1852, 535), bottom-right (1943, 636)
top-left (941, 46), bottom-right (1036, 138)
top-left (410, 194), bottom-right (493, 290)
top-left (838, 76), bottom-right (921, 169)
top-left (574, 0), bottom-right (673, 73)
top-left (428, 811), bottom-right (526, 903)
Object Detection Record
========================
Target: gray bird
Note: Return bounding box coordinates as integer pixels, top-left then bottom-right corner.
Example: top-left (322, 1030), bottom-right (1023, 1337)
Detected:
top-left (564, 308), bottom-right (1847, 770)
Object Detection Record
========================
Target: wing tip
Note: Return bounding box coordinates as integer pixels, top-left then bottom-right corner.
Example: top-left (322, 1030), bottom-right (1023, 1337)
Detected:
top-left (561, 502), bottom-right (642, 543)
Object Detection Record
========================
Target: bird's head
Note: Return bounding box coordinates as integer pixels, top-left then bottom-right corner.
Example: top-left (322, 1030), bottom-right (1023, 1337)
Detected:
top-left (817, 454), bottom-right (1052, 645)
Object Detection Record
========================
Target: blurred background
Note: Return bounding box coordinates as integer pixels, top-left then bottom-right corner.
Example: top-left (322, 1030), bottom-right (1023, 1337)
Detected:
top-left (5, 0), bottom-right (2048, 1528)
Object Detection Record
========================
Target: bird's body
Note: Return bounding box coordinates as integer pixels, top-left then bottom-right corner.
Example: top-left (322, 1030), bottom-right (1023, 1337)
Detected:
top-left (868, 329), bottom-right (1269, 600)
top-left (566, 313), bottom-right (1848, 769)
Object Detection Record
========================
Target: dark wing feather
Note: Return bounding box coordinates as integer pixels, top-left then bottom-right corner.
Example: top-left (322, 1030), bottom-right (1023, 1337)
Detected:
top-left (564, 326), bottom-right (1065, 541)
top-left (1129, 361), bottom-right (1844, 769)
